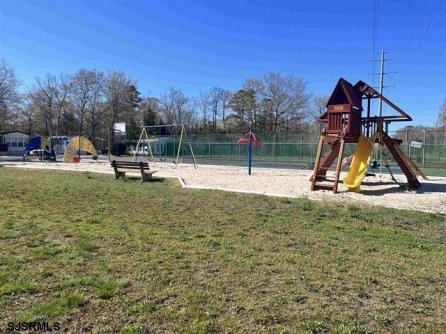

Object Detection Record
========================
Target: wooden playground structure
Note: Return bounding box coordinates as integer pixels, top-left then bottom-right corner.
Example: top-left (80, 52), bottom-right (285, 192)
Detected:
top-left (311, 78), bottom-right (428, 193)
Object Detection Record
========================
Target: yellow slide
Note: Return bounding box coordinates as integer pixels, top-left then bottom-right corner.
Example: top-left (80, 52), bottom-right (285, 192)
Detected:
top-left (343, 136), bottom-right (373, 192)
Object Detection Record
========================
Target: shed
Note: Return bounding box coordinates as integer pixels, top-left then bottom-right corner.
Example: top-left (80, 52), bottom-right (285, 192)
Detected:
top-left (0, 131), bottom-right (30, 153)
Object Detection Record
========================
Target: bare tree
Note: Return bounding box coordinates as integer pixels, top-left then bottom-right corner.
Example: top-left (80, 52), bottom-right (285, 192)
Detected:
top-left (438, 98), bottom-right (446, 129)
top-left (84, 71), bottom-right (104, 142)
top-left (208, 87), bottom-right (231, 133)
top-left (245, 72), bottom-right (310, 134)
top-left (29, 75), bottom-right (58, 136)
top-left (306, 95), bottom-right (329, 131)
top-left (198, 90), bottom-right (211, 131)
top-left (228, 89), bottom-right (256, 131)
top-left (244, 79), bottom-right (264, 129)
top-left (159, 87), bottom-right (193, 127)
top-left (70, 69), bottom-right (99, 136)
top-left (16, 68), bottom-right (320, 137)
top-left (103, 71), bottom-right (135, 123)
top-left (53, 74), bottom-right (73, 136)
top-left (0, 59), bottom-right (21, 132)
top-left (17, 96), bottom-right (38, 135)
top-left (219, 89), bottom-right (231, 131)
top-left (140, 97), bottom-right (161, 127)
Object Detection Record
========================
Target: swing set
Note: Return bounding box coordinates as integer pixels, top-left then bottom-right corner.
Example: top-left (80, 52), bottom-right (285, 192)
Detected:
top-left (132, 124), bottom-right (197, 169)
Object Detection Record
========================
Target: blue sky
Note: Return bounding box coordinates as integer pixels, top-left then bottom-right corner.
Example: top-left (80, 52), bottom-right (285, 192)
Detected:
top-left (1, 0), bottom-right (445, 127)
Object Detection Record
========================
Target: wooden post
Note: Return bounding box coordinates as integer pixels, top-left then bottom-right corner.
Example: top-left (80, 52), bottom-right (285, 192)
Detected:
top-left (311, 135), bottom-right (325, 190)
top-left (405, 130), bottom-right (409, 155)
top-left (108, 127), bottom-right (111, 162)
top-left (145, 128), bottom-right (155, 165)
top-left (366, 97), bottom-right (371, 137)
top-left (175, 126), bottom-right (184, 167)
top-left (187, 136), bottom-right (197, 169)
top-left (333, 137), bottom-right (345, 193)
top-left (132, 128), bottom-right (145, 161)
top-left (248, 130), bottom-right (253, 175)
top-left (173, 135), bottom-right (176, 162)
top-left (181, 125), bottom-right (197, 169)
top-left (189, 142), bottom-right (197, 169)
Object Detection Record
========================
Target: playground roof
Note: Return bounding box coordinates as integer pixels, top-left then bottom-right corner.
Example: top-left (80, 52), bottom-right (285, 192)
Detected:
top-left (320, 78), bottom-right (412, 123)
top-left (354, 80), bottom-right (412, 121)
top-left (326, 78), bottom-right (363, 111)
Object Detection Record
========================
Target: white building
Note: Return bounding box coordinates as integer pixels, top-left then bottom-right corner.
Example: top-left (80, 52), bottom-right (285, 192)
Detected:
top-left (129, 137), bottom-right (171, 156)
top-left (0, 131), bottom-right (30, 154)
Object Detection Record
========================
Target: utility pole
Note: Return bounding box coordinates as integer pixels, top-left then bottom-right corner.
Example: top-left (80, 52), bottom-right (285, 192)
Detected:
top-left (370, 50), bottom-right (394, 114)
top-left (370, 49), bottom-right (395, 174)
top-left (378, 50), bottom-right (385, 117)
top-left (378, 50), bottom-right (385, 174)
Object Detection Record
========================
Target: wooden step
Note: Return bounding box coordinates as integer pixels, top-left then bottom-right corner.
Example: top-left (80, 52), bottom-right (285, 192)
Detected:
top-left (313, 184), bottom-right (335, 191)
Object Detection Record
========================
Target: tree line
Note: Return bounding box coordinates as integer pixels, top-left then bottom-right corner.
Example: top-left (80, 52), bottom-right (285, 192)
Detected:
top-left (1, 58), bottom-right (445, 144)
top-left (0, 59), bottom-right (328, 142)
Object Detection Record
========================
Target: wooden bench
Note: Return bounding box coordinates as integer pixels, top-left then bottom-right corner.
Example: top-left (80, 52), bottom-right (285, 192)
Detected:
top-left (111, 160), bottom-right (157, 182)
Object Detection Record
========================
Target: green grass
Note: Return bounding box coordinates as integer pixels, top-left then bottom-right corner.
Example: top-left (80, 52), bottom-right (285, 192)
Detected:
top-left (421, 168), bottom-right (446, 177)
top-left (0, 168), bottom-right (445, 333)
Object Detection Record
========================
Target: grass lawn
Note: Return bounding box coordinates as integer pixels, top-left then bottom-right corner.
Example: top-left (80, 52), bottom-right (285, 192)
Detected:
top-left (421, 168), bottom-right (446, 177)
top-left (0, 168), bottom-right (445, 333)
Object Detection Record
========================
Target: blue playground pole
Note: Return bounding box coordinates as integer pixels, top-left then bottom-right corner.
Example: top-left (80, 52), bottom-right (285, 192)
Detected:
top-left (248, 130), bottom-right (252, 175)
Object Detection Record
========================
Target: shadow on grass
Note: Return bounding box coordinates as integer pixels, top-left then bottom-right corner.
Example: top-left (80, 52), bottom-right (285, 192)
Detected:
top-left (125, 176), bottom-right (165, 183)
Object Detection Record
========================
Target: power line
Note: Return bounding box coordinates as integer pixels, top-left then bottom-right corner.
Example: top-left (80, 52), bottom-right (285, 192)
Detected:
top-left (371, 0), bottom-right (379, 88)
top-left (402, 0), bottom-right (427, 55)
top-left (400, 0), bottom-right (444, 76)
top-left (391, 0), bottom-right (412, 54)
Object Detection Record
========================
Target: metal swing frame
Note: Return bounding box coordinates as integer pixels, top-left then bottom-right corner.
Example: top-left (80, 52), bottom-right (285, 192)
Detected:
top-left (132, 124), bottom-right (197, 169)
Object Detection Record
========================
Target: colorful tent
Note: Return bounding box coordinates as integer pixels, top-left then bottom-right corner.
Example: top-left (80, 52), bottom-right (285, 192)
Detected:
top-left (63, 136), bottom-right (97, 163)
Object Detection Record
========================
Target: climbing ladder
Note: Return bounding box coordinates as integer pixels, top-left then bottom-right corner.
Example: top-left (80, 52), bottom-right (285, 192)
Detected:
top-left (311, 134), bottom-right (346, 193)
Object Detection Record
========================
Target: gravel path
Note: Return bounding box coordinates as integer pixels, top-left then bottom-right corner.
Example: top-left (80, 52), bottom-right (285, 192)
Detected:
top-left (3, 161), bottom-right (446, 214)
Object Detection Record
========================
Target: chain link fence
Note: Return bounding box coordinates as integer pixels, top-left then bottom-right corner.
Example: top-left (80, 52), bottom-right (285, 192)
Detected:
top-left (123, 130), bottom-right (446, 177)
top-left (4, 130), bottom-right (444, 176)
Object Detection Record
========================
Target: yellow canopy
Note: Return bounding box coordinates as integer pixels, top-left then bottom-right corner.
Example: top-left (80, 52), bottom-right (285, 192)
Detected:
top-left (63, 136), bottom-right (97, 163)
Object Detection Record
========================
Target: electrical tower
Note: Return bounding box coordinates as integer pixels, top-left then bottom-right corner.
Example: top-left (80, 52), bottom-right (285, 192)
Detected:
top-left (370, 50), bottom-right (395, 174)
top-left (370, 50), bottom-right (395, 117)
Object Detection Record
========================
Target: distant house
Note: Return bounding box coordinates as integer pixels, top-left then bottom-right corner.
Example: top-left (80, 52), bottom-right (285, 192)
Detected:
top-left (129, 137), bottom-right (173, 156)
top-left (0, 131), bottom-right (30, 154)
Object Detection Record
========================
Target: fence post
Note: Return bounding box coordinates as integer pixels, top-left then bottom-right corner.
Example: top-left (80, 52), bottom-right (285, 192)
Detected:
top-left (405, 130), bottom-right (409, 154)
top-left (228, 142), bottom-right (231, 162)
top-left (173, 135), bottom-right (176, 161)
top-left (272, 133), bottom-right (276, 168)
top-left (300, 135), bottom-right (303, 163)
top-left (227, 134), bottom-right (230, 162)
top-left (208, 135), bottom-right (211, 164)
